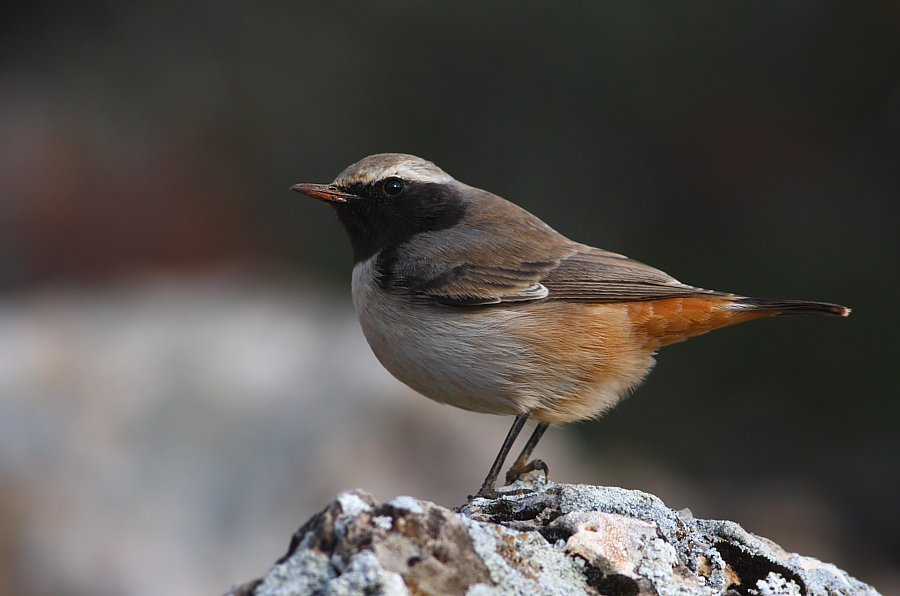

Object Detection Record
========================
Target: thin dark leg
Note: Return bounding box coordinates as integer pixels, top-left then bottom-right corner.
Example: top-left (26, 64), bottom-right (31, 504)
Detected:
top-left (505, 422), bottom-right (550, 485)
top-left (473, 413), bottom-right (529, 499)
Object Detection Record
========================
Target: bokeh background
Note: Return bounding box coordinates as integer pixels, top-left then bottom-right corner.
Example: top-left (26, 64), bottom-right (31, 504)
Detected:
top-left (1, 2), bottom-right (898, 595)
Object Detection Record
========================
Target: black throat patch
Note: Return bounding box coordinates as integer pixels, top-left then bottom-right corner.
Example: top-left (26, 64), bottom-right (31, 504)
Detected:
top-left (330, 180), bottom-right (468, 267)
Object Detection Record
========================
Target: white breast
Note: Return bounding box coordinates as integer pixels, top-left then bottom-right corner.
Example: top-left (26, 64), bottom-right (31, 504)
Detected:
top-left (350, 256), bottom-right (654, 423)
top-left (351, 256), bottom-right (538, 416)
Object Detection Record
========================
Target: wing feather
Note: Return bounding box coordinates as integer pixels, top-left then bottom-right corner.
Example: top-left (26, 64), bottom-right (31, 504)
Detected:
top-left (379, 197), bottom-right (726, 306)
top-left (540, 247), bottom-right (728, 302)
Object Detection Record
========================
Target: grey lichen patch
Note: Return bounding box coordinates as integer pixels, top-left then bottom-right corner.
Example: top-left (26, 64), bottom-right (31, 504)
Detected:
top-left (249, 489), bottom-right (493, 596)
top-left (253, 544), bottom-right (334, 596)
top-left (753, 572), bottom-right (802, 596)
top-left (318, 550), bottom-right (407, 596)
top-left (463, 518), bottom-right (592, 596)
top-left (232, 481), bottom-right (882, 596)
top-left (635, 536), bottom-right (702, 596)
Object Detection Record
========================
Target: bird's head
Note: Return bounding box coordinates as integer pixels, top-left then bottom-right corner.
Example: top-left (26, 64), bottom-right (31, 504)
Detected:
top-left (291, 154), bottom-right (468, 262)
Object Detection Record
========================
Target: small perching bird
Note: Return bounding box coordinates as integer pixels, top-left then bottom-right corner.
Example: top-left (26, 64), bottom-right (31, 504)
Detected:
top-left (292, 153), bottom-right (850, 498)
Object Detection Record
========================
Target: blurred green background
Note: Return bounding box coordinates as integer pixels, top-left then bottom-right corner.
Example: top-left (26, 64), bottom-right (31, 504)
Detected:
top-left (1, 1), bottom-right (898, 594)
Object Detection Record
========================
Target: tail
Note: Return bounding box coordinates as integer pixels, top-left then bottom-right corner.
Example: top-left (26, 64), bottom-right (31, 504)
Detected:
top-left (629, 295), bottom-right (850, 350)
top-left (730, 297), bottom-right (851, 317)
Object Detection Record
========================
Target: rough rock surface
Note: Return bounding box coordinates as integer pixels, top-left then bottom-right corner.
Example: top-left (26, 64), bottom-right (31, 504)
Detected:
top-left (225, 477), bottom-right (881, 596)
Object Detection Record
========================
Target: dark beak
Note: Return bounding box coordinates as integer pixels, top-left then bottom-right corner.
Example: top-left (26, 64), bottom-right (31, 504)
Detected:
top-left (290, 183), bottom-right (357, 203)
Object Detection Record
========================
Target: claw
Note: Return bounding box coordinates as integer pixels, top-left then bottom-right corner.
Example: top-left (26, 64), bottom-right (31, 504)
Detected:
top-left (505, 458), bottom-right (549, 485)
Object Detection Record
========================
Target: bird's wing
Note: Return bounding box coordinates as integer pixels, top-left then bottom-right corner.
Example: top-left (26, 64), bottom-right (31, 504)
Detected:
top-left (381, 225), bottom-right (573, 306)
top-left (539, 246), bottom-right (728, 302)
top-left (384, 224), bottom-right (725, 307)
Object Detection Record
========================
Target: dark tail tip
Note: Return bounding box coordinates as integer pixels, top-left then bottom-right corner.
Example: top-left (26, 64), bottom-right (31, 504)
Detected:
top-left (735, 297), bottom-right (851, 317)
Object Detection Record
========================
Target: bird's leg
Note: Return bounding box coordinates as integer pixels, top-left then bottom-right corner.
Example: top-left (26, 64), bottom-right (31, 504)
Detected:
top-left (473, 413), bottom-right (529, 499)
top-left (505, 422), bottom-right (550, 485)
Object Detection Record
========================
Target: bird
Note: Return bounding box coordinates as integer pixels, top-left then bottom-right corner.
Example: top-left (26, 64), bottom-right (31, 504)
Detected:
top-left (291, 153), bottom-right (850, 499)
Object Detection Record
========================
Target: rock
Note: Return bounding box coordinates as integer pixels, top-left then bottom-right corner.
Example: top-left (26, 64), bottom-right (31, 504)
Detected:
top-left (225, 476), bottom-right (881, 596)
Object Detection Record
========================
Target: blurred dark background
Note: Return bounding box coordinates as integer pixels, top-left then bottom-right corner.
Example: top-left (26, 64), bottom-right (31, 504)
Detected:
top-left (1, 2), bottom-right (898, 595)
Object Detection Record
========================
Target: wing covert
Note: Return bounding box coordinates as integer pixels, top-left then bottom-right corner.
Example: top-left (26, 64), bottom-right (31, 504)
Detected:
top-left (540, 247), bottom-right (728, 302)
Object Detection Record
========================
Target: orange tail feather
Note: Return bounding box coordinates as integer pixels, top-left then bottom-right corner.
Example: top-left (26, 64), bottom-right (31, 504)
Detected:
top-left (629, 296), bottom-right (850, 349)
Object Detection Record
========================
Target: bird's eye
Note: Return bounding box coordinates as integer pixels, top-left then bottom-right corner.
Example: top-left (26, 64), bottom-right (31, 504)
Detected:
top-left (383, 178), bottom-right (404, 196)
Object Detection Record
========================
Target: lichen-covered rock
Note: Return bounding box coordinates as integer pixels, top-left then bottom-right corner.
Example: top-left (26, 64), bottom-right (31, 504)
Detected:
top-left (225, 478), bottom-right (881, 596)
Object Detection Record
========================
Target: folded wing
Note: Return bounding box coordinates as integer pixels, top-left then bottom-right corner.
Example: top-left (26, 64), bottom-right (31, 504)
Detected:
top-left (382, 224), bottom-right (727, 306)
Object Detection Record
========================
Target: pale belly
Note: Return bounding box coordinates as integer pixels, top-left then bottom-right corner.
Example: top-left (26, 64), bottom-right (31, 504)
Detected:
top-left (351, 258), bottom-right (655, 424)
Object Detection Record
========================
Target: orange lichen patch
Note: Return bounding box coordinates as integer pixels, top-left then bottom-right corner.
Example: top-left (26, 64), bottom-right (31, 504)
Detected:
top-left (491, 530), bottom-right (542, 581)
top-left (724, 563), bottom-right (742, 590)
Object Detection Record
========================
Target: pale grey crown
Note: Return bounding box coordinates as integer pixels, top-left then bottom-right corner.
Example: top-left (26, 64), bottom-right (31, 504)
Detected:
top-left (333, 153), bottom-right (455, 187)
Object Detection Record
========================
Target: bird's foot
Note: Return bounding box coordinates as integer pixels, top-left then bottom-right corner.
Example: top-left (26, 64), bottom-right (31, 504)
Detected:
top-left (468, 487), bottom-right (500, 502)
top-left (504, 458), bottom-right (549, 485)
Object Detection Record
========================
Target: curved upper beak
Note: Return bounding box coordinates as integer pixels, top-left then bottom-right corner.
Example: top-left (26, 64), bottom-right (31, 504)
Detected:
top-left (290, 183), bottom-right (357, 203)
